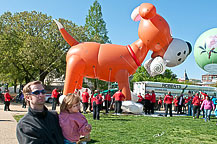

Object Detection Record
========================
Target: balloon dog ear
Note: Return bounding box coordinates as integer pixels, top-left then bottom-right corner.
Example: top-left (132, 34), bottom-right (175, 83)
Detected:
top-left (131, 6), bottom-right (141, 21)
top-left (139, 3), bottom-right (156, 20)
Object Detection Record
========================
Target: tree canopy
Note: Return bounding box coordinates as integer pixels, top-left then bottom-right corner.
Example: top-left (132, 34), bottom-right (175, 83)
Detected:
top-left (0, 11), bottom-right (87, 85)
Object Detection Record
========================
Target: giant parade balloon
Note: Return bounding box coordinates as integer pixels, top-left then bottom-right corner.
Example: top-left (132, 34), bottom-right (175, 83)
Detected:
top-left (54, 3), bottom-right (192, 100)
top-left (194, 28), bottom-right (217, 73)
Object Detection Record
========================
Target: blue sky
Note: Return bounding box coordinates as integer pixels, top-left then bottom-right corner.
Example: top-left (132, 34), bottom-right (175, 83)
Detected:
top-left (1, 0), bottom-right (217, 80)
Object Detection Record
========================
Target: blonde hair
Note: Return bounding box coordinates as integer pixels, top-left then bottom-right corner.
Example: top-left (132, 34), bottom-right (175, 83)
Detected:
top-left (60, 93), bottom-right (80, 113)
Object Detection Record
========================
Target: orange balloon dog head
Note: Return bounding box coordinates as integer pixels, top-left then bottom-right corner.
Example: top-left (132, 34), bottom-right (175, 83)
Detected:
top-left (131, 3), bottom-right (192, 76)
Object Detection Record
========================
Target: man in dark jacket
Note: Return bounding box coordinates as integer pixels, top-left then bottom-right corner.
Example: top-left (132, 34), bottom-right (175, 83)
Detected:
top-left (16, 81), bottom-right (64, 144)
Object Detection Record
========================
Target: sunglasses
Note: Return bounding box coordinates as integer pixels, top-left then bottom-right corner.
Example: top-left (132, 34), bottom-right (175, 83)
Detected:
top-left (31, 89), bottom-right (46, 95)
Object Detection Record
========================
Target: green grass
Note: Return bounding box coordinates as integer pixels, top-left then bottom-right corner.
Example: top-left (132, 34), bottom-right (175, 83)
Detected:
top-left (14, 113), bottom-right (217, 144)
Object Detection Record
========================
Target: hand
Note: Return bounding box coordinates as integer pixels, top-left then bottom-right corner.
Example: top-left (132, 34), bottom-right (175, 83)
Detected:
top-left (85, 124), bottom-right (91, 132)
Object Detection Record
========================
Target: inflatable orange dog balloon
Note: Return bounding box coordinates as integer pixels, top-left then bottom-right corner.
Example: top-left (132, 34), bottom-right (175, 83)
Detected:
top-left (55, 3), bottom-right (192, 100)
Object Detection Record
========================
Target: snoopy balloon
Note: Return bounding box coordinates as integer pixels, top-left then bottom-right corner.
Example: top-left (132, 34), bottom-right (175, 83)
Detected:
top-left (55, 3), bottom-right (192, 100)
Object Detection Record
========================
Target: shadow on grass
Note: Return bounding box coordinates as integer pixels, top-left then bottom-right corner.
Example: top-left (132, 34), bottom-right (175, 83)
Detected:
top-left (88, 139), bottom-right (100, 143)
top-left (102, 118), bottom-right (132, 121)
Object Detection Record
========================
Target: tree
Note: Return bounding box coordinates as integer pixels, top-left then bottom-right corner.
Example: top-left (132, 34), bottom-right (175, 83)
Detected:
top-left (84, 0), bottom-right (111, 90)
top-left (0, 11), bottom-right (87, 85)
top-left (131, 66), bottom-right (179, 88)
top-left (85, 0), bottom-right (111, 44)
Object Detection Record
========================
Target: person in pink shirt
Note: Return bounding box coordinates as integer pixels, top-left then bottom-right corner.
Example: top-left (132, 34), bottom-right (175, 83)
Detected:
top-left (59, 93), bottom-right (91, 144)
top-left (200, 96), bottom-right (215, 122)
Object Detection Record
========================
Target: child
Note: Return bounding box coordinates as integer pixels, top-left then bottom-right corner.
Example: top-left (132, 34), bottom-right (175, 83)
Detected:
top-left (173, 95), bottom-right (178, 112)
top-left (200, 96), bottom-right (215, 122)
top-left (157, 97), bottom-right (162, 111)
top-left (59, 93), bottom-right (91, 144)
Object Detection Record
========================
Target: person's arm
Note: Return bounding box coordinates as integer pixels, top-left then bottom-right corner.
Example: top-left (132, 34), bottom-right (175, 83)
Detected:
top-left (163, 96), bottom-right (167, 103)
top-left (200, 101), bottom-right (204, 110)
top-left (16, 121), bottom-right (45, 144)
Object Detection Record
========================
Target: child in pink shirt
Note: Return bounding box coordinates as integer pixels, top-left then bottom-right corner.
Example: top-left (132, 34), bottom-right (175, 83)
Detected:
top-left (59, 93), bottom-right (91, 144)
top-left (200, 96), bottom-right (215, 122)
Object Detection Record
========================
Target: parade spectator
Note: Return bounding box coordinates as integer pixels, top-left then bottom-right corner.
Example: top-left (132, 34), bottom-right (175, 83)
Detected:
top-left (99, 91), bottom-right (104, 110)
top-left (0, 88), bottom-right (3, 101)
top-left (200, 93), bottom-right (206, 119)
top-left (157, 97), bottom-right (162, 111)
top-left (104, 90), bottom-right (112, 114)
top-left (144, 91), bottom-right (152, 114)
top-left (187, 91), bottom-right (193, 116)
top-left (82, 88), bottom-right (90, 114)
top-left (173, 95), bottom-right (178, 112)
top-left (112, 89), bottom-right (126, 114)
top-left (59, 93), bottom-right (91, 143)
top-left (4, 89), bottom-right (12, 111)
top-left (16, 81), bottom-right (64, 144)
top-left (164, 91), bottom-right (173, 117)
top-left (151, 90), bottom-right (156, 114)
top-left (57, 90), bottom-right (62, 106)
top-left (137, 93), bottom-right (143, 104)
top-left (200, 96), bottom-right (215, 122)
top-left (51, 88), bottom-right (59, 110)
top-left (200, 91), bottom-right (208, 99)
top-left (20, 91), bottom-right (26, 108)
top-left (75, 89), bottom-right (81, 96)
top-left (177, 94), bottom-right (185, 114)
top-left (89, 90), bottom-right (94, 112)
top-left (92, 90), bottom-right (102, 120)
top-left (192, 93), bottom-right (201, 119)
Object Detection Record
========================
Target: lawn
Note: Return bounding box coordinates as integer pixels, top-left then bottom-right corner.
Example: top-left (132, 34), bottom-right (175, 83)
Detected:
top-left (14, 113), bottom-right (217, 144)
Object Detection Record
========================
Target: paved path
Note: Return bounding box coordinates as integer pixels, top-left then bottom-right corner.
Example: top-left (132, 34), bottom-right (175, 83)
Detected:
top-left (0, 101), bottom-right (55, 144)
top-left (0, 102), bottom-right (19, 144)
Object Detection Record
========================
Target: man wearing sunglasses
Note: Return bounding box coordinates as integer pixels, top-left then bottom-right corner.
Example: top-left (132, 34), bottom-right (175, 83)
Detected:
top-left (16, 81), bottom-right (64, 144)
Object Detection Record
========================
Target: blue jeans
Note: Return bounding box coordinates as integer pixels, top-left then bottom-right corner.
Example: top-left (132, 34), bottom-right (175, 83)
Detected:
top-left (64, 139), bottom-right (76, 144)
top-left (187, 104), bottom-right (193, 116)
top-left (204, 109), bottom-right (212, 121)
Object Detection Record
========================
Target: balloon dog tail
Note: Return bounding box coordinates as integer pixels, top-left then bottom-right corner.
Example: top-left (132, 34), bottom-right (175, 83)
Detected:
top-left (54, 19), bottom-right (79, 47)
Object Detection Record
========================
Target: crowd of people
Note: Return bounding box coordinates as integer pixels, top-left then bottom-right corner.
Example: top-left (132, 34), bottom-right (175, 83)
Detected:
top-left (1, 80), bottom-right (216, 143)
top-left (137, 90), bottom-right (216, 121)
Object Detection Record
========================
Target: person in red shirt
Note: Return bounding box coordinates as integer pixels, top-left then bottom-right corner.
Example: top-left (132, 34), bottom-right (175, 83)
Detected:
top-left (51, 88), bottom-right (59, 110)
top-left (99, 92), bottom-right (104, 111)
top-left (192, 92), bottom-right (201, 119)
top-left (4, 89), bottom-right (12, 111)
top-left (89, 90), bottom-right (94, 112)
top-left (200, 91), bottom-right (208, 99)
top-left (144, 91), bottom-right (152, 114)
top-left (112, 89), bottom-right (125, 114)
top-left (151, 90), bottom-right (156, 114)
top-left (187, 91), bottom-right (193, 116)
top-left (92, 90), bottom-right (102, 120)
top-left (157, 97), bottom-right (162, 111)
top-left (104, 90), bottom-right (112, 114)
top-left (200, 93), bottom-right (206, 119)
top-left (173, 95), bottom-right (179, 112)
top-left (164, 91), bottom-right (173, 117)
top-left (82, 88), bottom-right (90, 114)
top-left (137, 93), bottom-right (143, 103)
